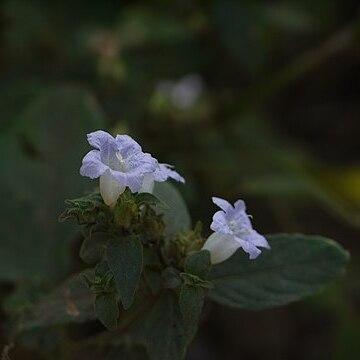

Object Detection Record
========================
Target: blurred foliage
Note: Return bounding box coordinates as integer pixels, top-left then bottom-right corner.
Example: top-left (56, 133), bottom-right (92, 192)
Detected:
top-left (0, 0), bottom-right (359, 359)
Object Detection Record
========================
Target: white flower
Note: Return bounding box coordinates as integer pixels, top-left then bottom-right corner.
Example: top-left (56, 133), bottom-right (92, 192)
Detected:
top-left (139, 163), bottom-right (185, 194)
top-left (80, 131), bottom-right (157, 206)
top-left (203, 197), bottom-right (270, 264)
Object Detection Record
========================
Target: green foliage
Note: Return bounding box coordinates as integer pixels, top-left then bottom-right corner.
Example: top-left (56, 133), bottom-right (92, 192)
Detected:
top-left (59, 192), bottom-right (105, 224)
top-left (133, 293), bottom-right (190, 360)
top-left (0, 1), bottom-right (356, 357)
top-left (81, 263), bottom-right (115, 294)
top-left (95, 292), bottom-right (119, 331)
top-left (162, 267), bottom-right (182, 289)
top-left (80, 232), bottom-right (108, 264)
top-left (153, 182), bottom-right (191, 235)
top-left (184, 250), bottom-right (212, 279)
top-left (179, 284), bottom-right (205, 339)
top-left (135, 192), bottom-right (168, 208)
top-left (181, 250), bottom-right (213, 290)
top-left (107, 236), bottom-right (144, 310)
top-left (10, 189), bottom-right (350, 360)
top-left (209, 234), bottom-right (349, 310)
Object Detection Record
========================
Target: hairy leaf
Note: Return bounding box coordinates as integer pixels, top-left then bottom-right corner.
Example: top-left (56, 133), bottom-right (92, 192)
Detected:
top-left (107, 236), bottom-right (143, 309)
top-left (184, 250), bottom-right (211, 279)
top-left (208, 234), bottom-right (349, 310)
top-left (132, 293), bottom-right (189, 360)
top-left (179, 284), bottom-right (205, 341)
top-left (59, 192), bottom-right (104, 223)
top-left (95, 292), bottom-right (119, 330)
top-left (80, 232), bottom-right (108, 264)
top-left (135, 192), bottom-right (167, 208)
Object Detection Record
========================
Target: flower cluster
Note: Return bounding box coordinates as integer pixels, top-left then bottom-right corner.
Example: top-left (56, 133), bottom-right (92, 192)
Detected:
top-left (80, 130), bottom-right (269, 263)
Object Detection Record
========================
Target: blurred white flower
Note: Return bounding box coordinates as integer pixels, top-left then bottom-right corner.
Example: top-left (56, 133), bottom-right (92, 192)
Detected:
top-left (156, 73), bottom-right (204, 110)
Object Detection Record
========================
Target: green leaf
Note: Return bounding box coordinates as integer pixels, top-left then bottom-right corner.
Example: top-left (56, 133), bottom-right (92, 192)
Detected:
top-left (59, 192), bottom-right (105, 223)
top-left (107, 236), bottom-right (143, 309)
top-left (180, 273), bottom-right (213, 289)
top-left (152, 182), bottom-right (191, 235)
top-left (135, 192), bottom-right (168, 208)
top-left (208, 234), bottom-right (349, 310)
top-left (162, 267), bottom-right (182, 289)
top-left (179, 284), bottom-right (205, 341)
top-left (81, 263), bottom-right (115, 294)
top-left (95, 261), bottom-right (111, 277)
top-left (95, 292), bottom-right (119, 331)
top-left (65, 192), bottom-right (104, 209)
top-left (80, 232), bottom-right (108, 264)
top-left (18, 271), bottom-right (95, 332)
top-left (184, 250), bottom-right (211, 279)
top-left (133, 293), bottom-right (189, 360)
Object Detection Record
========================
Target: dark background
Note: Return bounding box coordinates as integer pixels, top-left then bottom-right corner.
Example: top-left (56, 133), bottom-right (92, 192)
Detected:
top-left (0, 0), bottom-right (359, 359)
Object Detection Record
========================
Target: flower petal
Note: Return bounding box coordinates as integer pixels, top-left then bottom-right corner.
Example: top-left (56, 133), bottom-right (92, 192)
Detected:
top-left (87, 130), bottom-right (114, 150)
top-left (115, 135), bottom-right (142, 158)
top-left (80, 150), bottom-right (108, 179)
top-left (248, 231), bottom-right (271, 249)
top-left (154, 163), bottom-right (185, 183)
top-left (234, 199), bottom-right (246, 211)
top-left (212, 197), bottom-right (233, 212)
top-left (126, 152), bottom-right (157, 173)
top-left (231, 209), bottom-right (252, 230)
top-left (99, 137), bottom-right (118, 166)
top-left (99, 170), bottom-right (126, 206)
top-left (202, 233), bottom-right (240, 264)
top-left (236, 238), bottom-right (262, 260)
top-left (210, 210), bottom-right (233, 235)
top-left (109, 169), bottom-right (145, 193)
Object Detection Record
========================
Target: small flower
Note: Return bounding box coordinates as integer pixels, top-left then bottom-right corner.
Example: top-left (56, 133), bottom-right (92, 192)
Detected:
top-left (140, 163), bottom-right (185, 193)
top-left (80, 130), bottom-right (157, 206)
top-left (203, 197), bottom-right (270, 264)
top-left (156, 73), bottom-right (204, 110)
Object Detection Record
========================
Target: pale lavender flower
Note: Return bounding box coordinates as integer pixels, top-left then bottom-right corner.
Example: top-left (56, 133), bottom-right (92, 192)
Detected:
top-left (154, 163), bottom-right (185, 183)
top-left (140, 163), bottom-right (185, 193)
top-left (80, 130), bottom-right (157, 206)
top-left (156, 73), bottom-right (204, 110)
top-left (203, 197), bottom-right (270, 264)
